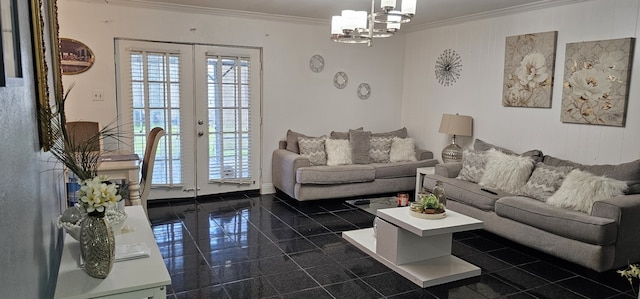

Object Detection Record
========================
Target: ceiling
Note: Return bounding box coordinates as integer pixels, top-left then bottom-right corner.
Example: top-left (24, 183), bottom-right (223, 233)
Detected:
top-left (117, 0), bottom-right (589, 29)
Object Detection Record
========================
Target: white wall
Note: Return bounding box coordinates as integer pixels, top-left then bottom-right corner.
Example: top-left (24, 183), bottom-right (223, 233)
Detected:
top-left (58, 0), bottom-right (406, 193)
top-left (402, 0), bottom-right (640, 165)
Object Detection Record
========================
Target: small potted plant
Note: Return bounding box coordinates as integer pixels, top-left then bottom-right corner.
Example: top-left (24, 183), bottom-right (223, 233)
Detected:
top-left (411, 193), bottom-right (446, 216)
top-left (618, 264), bottom-right (640, 298)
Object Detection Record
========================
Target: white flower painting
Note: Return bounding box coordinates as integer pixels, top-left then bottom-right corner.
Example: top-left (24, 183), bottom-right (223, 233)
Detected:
top-left (503, 31), bottom-right (557, 108)
top-left (561, 38), bottom-right (634, 127)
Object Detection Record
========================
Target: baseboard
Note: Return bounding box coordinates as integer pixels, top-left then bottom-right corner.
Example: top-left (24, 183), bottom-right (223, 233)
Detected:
top-left (261, 183), bottom-right (275, 194)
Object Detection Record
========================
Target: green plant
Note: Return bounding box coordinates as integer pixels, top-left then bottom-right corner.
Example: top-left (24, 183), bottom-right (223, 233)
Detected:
top-left (419, 193), bottom-right (442, 210)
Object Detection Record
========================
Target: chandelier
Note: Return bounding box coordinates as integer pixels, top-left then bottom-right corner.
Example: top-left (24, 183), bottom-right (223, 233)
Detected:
top-left (330, 0), bottom-right (417, 46)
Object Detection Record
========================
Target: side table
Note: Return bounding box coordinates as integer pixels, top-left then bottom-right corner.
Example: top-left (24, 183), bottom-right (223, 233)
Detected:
top-left (416, 167), bottom-right (435, 194)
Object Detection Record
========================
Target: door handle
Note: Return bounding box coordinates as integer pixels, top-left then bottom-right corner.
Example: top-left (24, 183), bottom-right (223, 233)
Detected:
top-left (197, 131), bottom-right (204, 137)
top-left (198, 120), bottom-right (204, 125)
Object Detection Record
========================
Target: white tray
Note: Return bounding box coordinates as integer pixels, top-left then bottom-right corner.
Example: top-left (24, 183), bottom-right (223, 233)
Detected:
top-left (409, 210), bottom-right (446, 219)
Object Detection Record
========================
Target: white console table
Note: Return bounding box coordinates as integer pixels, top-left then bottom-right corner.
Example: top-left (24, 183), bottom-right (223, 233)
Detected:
top-left (343, 207), bottom-right (482, 288)
top-left (54, 206), bottom-right (171, 299)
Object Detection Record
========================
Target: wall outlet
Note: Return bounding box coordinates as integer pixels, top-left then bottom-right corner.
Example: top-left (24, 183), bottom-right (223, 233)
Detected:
top-left (92, 90), bottom-right (104, 101)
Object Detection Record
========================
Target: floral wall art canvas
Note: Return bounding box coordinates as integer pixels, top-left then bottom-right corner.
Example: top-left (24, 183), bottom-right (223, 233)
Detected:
top-left (503, 31), bottom-right (557, 108)
top-left (561, 38), bottom-right (634, 127)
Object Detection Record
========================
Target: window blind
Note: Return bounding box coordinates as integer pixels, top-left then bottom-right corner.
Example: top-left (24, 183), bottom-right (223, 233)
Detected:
top-left (128, 50), bottom-right (183, 187)
top-left (206, 55), bottom-right (252, 184)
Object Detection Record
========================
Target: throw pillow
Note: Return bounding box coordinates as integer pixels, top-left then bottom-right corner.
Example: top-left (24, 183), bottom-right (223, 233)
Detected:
top-left (330, 127), bottom-right (364, 140)
top-left (286, 130), bottom-right (308, 154)
top-left (371, 127), bottom-right (408, 139)
top-left (325, 139), bottom-right (352, 166)
top-left (298, 136), bottom-right (327, 166)
top-left (519, 162), bottom-right (573, 201)
top-left (389, 137), bottom-right (417, 162)
top-left (479, 149), bottom-right (535, 194)
top-left (349, 129), bottom-right (371, 164)
top-left (546, 169), bottom-right (628, 214)
top-left (369, 136), bottom-right (393, 163)
top-left (456, 149), bottom-right (488, 183)
top-left (474, 138), bottom-right (543, 164)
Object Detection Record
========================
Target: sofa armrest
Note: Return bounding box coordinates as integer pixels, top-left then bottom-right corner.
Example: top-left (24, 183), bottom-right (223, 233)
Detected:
top-left (591, 194), bottom-right (640, 267)
top-left (415, 148), bottom-right (434, 161)
top-left (272, 149), bottom-right (311, 198)
top-left (435, 162), bottom-right (462, 178)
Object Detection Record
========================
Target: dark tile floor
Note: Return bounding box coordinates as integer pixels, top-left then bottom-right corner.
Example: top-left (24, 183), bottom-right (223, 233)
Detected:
top-left (147, 192), bottom-right (636, 299)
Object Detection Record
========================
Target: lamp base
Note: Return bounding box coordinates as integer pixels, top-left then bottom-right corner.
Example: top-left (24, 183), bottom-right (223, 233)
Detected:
top-left (442, 143), bottom-right (463, 163)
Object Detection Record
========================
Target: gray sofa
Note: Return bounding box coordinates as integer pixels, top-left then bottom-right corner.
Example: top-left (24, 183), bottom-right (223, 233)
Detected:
top-left (272, 129), bottom-right (439, 201)
top-left (421, 139), bottom-right (640, 272)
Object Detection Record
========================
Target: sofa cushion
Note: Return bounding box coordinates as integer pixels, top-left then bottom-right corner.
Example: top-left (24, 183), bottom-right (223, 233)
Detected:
top-left (457, 149), bottom-right (488, 183)
top-left (286, 129), bottom-right (309, 153)
top-left (371, 127), bottom-right (408, 138)
top-left (298, 136), bottom-right (327, 166)
top-left (330, 127), bottom-right (363, 140)
top-left (495, 196), bottom-right (617, 246)
top-left (325, 139), bottom-right (352, 166)
top-left (369, 136), bottom-right (393, 163)
top-left (296, 165), bottom-right (375, 184)
top-left (542, 155), bottom-right (640, 194)
top-left (372, 159), bottom-right (435, 179)
top-left (546, 169), bottom-right (627, 214)
top-left (519, 162), bottom-right (573, 201)
top-left (390, 137), bottom-right (417, 162)
top-left (424, 175), bottom-right (503, 211)
top-left (349, 129), bottom-right (371, 164)
top-left (479, 149), bottom-right (535, 194)
top-left (474, 138), bottom-right (543, 164)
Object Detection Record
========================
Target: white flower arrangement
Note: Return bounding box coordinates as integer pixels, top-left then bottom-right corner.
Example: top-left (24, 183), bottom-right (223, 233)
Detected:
top-left (618, 264), bottom-right (640, 295)
top-left (79, 175), bottom-right (122, 215)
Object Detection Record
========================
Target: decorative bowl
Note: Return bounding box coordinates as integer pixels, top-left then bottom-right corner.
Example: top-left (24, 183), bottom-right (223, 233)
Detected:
top-left (56, 206), bottom-right (127, 240)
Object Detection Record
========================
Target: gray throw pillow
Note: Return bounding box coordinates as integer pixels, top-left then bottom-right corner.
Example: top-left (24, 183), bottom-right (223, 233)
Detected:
top-left (349, 129), bottom-right (371, 164)
top-left (330, 127), bottom-right (363, 140)
top-left (298, 136), bottom-right (327, 166)
top-left (286, 130), bottom-right (308, 154)
top-left (369, 136), bottom-right (393, 163)
top-left (371, 127), bottom-right (408, 139)
top-left (456, 149), bottom-right (488, 183)
top-left (519, 162), bottom-right (573, 201)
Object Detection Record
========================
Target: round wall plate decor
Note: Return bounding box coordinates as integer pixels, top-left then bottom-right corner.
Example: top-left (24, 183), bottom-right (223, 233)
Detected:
top-left (309, 54), bottom-right (325, 73)
top-left (333, 71), bottom-right (348, 89)
top-left (357, 83), bottom-right (371, 100)
top-left (435, 49), bottom-right (462, 86)
top-left (59, 38), bottom-right (95, 75)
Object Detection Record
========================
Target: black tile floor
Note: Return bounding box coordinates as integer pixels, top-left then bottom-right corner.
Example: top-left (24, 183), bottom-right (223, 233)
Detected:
top-left (147, 192), bottom-right (636, 299)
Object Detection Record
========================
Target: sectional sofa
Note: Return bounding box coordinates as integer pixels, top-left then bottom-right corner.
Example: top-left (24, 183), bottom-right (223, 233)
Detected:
top-left (421, 139), bottom-right (640, 272)
top-left (272, 128), bottom-right (439, 201)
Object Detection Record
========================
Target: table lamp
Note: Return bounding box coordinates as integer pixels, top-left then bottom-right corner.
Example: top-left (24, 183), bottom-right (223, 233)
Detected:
top-left (438, 113), bottom-right (473, 163)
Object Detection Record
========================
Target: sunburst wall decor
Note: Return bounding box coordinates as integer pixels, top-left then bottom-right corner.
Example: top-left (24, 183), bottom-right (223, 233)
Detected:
top-left (435, 49), bottom-right (462, 87)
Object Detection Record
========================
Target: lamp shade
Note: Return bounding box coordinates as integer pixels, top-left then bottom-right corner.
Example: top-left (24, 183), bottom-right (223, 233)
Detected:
top-left (438, 114), bottom-right (473, 137)
top-left (401, 0), bottom-right (417, 15)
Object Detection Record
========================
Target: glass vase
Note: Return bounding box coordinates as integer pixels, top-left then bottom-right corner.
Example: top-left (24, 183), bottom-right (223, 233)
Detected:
top-left (79, 212), bottom-right (115, 279)
top-left (433, 180), bottom-right (446, 208)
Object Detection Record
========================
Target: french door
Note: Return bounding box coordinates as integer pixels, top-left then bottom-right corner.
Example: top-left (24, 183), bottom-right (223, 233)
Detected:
top-left (116, 39), bottom-right (261, 199)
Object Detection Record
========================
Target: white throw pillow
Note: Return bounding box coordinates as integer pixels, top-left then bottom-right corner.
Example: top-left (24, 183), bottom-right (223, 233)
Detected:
top-left (325, 139), bottom-right (352, 166)
top-left (546, 169), bottom-right (627, 214)
top-left (389, 137), bottom-right (417, 162)
top-left (479, 149), bottom-right (535, 194)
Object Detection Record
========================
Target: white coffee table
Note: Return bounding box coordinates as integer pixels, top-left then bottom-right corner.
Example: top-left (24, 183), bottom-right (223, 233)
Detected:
top-left (342, 207), bottom-right (483, 288)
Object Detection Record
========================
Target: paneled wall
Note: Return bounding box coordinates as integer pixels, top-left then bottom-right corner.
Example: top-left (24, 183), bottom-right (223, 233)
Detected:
top-left (402, 0), bottom-right (640, 165)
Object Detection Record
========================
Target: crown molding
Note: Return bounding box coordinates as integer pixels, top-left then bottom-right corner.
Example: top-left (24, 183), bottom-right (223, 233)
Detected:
top-left (69, 0), bottom-right (329, 25)
top-left (406, 0), bottom-right (591, 32)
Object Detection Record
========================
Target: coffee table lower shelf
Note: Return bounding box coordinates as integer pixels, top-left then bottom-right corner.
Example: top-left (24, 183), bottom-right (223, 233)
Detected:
top-left (343, 228), bottom-right (480, 288)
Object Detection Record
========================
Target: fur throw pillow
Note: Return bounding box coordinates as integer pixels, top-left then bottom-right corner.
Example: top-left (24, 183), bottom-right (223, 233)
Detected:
top-left (389, 137), bottom-right (417, 162)
top-left (479, 149), bottom-right (535, 194)
top-left (546, 169), bottom-right (627, 214)
top-left (325, 139), bottom-right (352, 166)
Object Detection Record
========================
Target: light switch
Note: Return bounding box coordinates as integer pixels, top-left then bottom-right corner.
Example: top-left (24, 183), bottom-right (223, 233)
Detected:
top-left (92, 90), bottom-right (104, 101)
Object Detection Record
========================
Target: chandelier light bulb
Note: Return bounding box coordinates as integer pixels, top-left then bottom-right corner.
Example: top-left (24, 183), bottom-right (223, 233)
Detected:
top-left (331, 16), bottom-right (343, 34)
top-left (381, 0), bottom-right (396, 10)
top-left (401, 0), bottom-right (416, 15)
